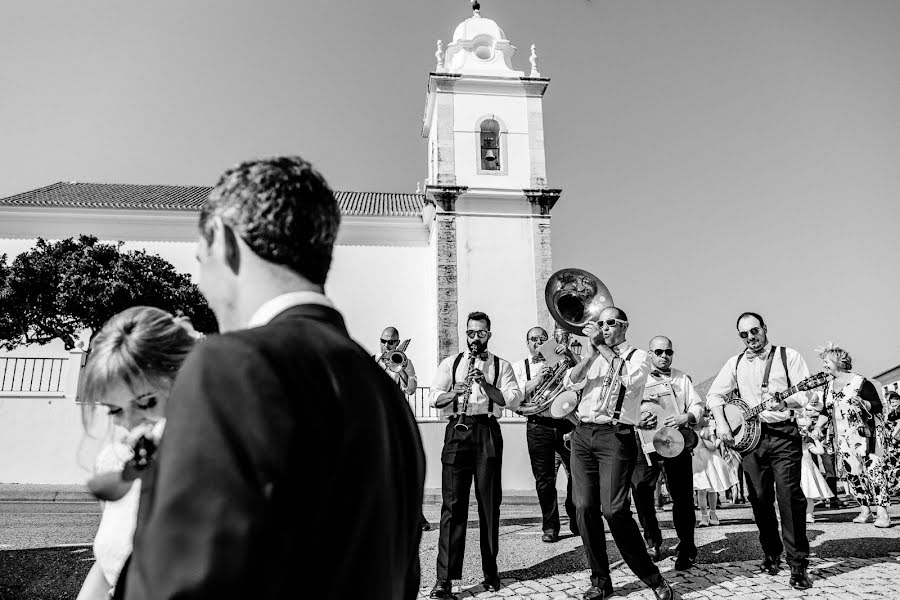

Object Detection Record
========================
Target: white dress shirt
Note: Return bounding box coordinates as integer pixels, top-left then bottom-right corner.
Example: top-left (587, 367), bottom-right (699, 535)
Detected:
top-left (246, 291), bottom-right (334, 329)
top-left (706, 344), bottom-right (818, 423)
top-left (512, 354), bottom-right (548, 412)
top-left (644, 367), bottom-right (705, 423)
top-left (564, 343), bottom-right (652, 426)
top-left (430, 351), bottom-right (523, 419)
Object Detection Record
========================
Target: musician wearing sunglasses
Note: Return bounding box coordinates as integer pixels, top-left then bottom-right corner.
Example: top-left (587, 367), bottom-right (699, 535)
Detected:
top-left (706, 312), bottom-right (818, 590)
top-left (631, 336), bottom-right (704, 571)
top-left (512, 326), bottom-right (578, 544)
top-left (428, 311), bottom-right (522, 598)
top-left (563, 307), bottom-right (673, 600)
top-left (376, 327), bottom-right (417, 396)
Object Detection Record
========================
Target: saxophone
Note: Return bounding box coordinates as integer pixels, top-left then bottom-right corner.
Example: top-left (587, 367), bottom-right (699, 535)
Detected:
top-left (454, 353), bottom-right (478, 431)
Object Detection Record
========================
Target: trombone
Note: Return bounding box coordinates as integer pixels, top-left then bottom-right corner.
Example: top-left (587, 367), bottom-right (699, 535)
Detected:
top-left (379, 339), bottom-right (411, 373)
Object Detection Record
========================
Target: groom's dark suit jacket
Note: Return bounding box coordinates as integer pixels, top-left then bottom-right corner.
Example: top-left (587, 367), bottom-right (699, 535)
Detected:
top-left (121, 304), bottom-right (425, 599)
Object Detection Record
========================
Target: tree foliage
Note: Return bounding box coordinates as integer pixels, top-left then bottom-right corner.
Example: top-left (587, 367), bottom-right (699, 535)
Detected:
top-left (0, 235), bottom-right (218, 350)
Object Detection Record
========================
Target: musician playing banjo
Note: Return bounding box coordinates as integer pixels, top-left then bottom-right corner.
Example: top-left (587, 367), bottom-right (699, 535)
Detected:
top-left (512, 325), bottom-right (578, 544)
top-left (632, 336), bottom-right (704, 570)
top-left (563, 307), bottom-right (673, 600)
top-left (706, 312), bottom-right (819, 590)
top-left (428, 311), bottom-right (521, 598)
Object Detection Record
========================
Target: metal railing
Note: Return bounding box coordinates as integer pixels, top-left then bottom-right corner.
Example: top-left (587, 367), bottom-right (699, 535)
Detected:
top-left (0, 357), bottom-right (66, 393)
top-left (408, 386), bottom-right (525, 421)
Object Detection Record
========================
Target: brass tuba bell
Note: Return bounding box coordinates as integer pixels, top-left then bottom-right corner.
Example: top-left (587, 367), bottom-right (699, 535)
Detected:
top-left (545, 268), bottom-right (614, 335)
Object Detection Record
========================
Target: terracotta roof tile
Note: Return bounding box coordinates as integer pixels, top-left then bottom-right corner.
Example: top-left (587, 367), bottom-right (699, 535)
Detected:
top-left (0, 182), bottom-right (424, 218)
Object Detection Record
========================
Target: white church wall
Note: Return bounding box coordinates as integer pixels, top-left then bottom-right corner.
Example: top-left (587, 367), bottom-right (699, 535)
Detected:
top-left (455, 214), bottom-right (540, 364)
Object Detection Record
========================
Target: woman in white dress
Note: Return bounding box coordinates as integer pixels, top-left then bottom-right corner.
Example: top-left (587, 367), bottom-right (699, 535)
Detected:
top-left (797, 415), bottom-right (833, 523)
top-left (692, 412), bottom-right (739, 526)
top-left (76, 307), bottom-right (200, 600)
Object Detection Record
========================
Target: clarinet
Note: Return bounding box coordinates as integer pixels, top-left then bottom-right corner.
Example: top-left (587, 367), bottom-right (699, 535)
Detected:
top-left (454, 353), bottom-right (478, 432)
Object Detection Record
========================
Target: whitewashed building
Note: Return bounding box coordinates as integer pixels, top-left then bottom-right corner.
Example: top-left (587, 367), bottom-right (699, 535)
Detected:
top-left (0, 6), bottom-right (567, 496)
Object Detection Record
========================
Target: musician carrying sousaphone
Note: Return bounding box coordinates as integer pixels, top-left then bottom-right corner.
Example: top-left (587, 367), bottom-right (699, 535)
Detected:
top-left (543, 268), bottom-right (674, 600)
top-left (631, 336), bottom-right (704, 569)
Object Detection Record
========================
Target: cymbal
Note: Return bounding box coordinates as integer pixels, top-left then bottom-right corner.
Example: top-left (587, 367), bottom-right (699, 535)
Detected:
top-left (652, 426), bottom-right (685, 458)
top-left (550, 390), bottom-right (579, 418)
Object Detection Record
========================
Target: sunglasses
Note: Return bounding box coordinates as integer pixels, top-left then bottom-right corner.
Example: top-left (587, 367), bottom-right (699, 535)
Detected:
top-left (601, 318), bottom-right (627, 328)
top-left (380, 339), bottom-right (400, 345)
top-left (738, 327), bottom-right (761, 339)
top-left (528, 336), bottom-right (548, 343)
top-left (652, 349), bottom-right (674, 357)
top-left (466, 330), bottom-right (490, 340)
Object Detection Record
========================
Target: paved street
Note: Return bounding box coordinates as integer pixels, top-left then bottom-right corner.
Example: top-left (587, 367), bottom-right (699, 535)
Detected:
top-left (2, 500), bottom-right (900, 598)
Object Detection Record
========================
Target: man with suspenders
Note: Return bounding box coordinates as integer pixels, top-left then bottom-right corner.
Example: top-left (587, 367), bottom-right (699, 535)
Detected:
top-left (564, 307), bottom-right (673, 600)
top-left (428, 311), bottom-right (522, 598)
top-left (707, 312), bottom-right (818, 590)
top-left (512, 326), bottom-right (578, 544)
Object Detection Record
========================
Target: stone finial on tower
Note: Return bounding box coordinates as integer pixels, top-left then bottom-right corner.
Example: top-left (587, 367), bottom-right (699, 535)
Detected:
top-left (435, 40), bottom-right (444, 71)
top-left (471, 0), bottom-right (481, 17)
top-left (529, 44), bottom-right (540, 77)
top-left (416, 181), bottom-right (422, 193)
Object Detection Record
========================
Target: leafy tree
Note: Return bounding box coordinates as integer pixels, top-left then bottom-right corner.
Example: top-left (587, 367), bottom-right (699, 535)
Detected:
top-left (0, 235), bottom-right (217, 350)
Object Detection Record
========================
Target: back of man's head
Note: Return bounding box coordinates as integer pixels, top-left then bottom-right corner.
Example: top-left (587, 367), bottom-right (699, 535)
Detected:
top-left (200, 156), bottom-right (340, 285)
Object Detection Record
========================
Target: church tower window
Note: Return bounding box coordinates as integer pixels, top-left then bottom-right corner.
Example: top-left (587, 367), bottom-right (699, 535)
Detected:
top-left (479, 118), bottom-right (501, 171)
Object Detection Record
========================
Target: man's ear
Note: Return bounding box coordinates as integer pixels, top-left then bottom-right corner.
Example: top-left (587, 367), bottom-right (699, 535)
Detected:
top-left (215, 220), bottom-right (241, 275)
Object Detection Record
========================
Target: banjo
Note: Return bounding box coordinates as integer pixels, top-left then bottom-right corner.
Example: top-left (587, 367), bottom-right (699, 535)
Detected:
top-left (722, 372), bottom-right (829, 454)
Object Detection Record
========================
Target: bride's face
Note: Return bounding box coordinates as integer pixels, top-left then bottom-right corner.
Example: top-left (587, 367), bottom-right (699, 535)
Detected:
top-left (822, 356), bottom-right (841, 376)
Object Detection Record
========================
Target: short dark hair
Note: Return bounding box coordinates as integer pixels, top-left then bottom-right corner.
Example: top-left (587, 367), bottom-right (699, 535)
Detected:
top-left (467, 311), bottom-right (491, 330)
top-left (736, 312), bottom-right (766, 330)
top-left (608, 307), bottom-right (628, 322)
top-left (200, 156), bottom-right (341, 285)
top-left (526, 327), bottom-right (548, 340)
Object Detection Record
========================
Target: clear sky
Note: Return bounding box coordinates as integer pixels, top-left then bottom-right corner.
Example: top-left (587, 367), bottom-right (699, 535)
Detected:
top-left (1, 0), bottom-right (898, 380)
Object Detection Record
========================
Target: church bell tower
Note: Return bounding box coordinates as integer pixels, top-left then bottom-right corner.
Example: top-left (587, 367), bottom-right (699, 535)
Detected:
top-left (423, 2), bottom-right (561, 363)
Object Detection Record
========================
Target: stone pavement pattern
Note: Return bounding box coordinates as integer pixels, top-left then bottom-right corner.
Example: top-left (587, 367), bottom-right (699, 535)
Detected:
top-left (417, 554), bottom-right (900, 599)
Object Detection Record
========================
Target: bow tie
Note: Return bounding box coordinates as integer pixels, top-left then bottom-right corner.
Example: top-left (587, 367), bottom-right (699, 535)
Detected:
top-left (531, 356), bottom-right (545, 364)
top-left (472, 352), bottom-right (489, 361)
top-left (652, 369), bottom-right (672, 378)
top-left (746, 348), bottom-right (770, 362)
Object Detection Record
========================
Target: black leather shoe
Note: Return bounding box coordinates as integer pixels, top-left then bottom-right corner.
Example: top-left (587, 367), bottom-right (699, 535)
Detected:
top-left (570, 523), bottom-right (580, 537)
top-left (422, 521), bottom-right (432, 531)
top-left (760, 555), bottom-right (782, 575)
top-left (674, 550), bottom-right (696, 571)
top-left (541, 530), bottom-right (559, 543)
top-left (652, 579), bottom-right (673, 600)
top-left (582, 586), bottom-right (606, 600)
top-left (829, 497), bottom-right (845, 509)
top-left (429, 579), bottom-right (454, 599)
top-left (647, 541), bottom-right (662, 562)
top-left (482, 576), bottom-right (502, 592)
top-left (789, 566), bottom-right (812, 590)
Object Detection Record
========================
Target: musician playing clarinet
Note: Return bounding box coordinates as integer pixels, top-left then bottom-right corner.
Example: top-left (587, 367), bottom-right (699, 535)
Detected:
top-left (428, 311), bottom-right (521, 598)
top-left (632, 336), bottom-right (704, 570)
top-left (706, 312), bottom-right (818, 590)
top-left (564, 307), bottom-right (673, 600)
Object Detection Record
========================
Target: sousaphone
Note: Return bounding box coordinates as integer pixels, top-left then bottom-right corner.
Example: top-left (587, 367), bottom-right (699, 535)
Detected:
top-left (545, 268), bottom-right (614, 335)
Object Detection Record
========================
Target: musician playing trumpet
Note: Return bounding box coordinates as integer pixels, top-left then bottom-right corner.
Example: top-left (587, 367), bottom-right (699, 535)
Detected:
top-left (428, 311), bottom-right (521, 598)
top-left (631, 336), bottom-right (704, 570)
top-left (512, 325), bottom-right (578, 544)
top-left (376, 326), bottom-right (417, 396)
top-left (563, 307), bottom-right (673, 600)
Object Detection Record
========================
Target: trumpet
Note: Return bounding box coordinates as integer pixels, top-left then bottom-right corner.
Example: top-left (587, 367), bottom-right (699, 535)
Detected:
top-left (379, 339), bottom-right (410, 373)
top-left (454, 354), bottom-right (478, 432)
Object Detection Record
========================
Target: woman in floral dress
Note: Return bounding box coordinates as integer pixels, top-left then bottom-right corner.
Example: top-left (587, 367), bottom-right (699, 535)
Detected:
top-left (812, 344), bottom-right (890, 528)
top-left (882, 391), bottom-right (900, 498)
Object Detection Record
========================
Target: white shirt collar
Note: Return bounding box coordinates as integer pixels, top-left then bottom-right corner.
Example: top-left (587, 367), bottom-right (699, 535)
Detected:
top-left (246, 291), bottom-right (333, 329)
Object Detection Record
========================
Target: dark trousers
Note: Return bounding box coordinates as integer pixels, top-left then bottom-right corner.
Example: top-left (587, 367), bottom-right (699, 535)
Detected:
top-left (631, 448), bottom-right (696, 556)
top-left (526, 416), bottom-right (576, 534)
top-left (436, 416), bottom-right (503, 581)
top-left (571, 422), bottom-right (663, 591)
top-left (741, 421), bottom-right (809, 569)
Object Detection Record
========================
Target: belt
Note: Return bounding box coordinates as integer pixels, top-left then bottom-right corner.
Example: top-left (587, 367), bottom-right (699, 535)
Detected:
top-left (577, 421), bottom-right (635, 433)
top-left (450, 414), bottom-right (494, 425)
top-left (527, 414), bottom-right (568, 427)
